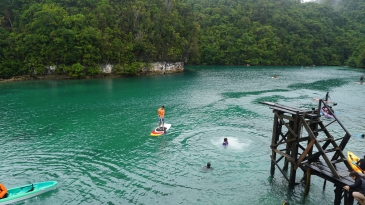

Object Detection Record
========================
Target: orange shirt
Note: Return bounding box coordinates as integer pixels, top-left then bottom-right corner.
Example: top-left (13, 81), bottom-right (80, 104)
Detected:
top-left (158, 108), bottom-right (165, 117)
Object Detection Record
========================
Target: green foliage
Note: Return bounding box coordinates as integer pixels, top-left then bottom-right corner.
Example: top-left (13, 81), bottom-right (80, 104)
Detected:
top-left (0, 0), bottom-right (198, 77)
top-left (35, 66), bottom-right (46, 75)
top-left (194, 0), bottom-right (365, 66)
top-left (113, 62), bottom-right (147, 75)
top-left (1, 0), bottom-right (365, 79)
top-left (66, 63), bottom-right (85, 78)
top-left (347, 42), bottom-right (365, 68)
top-left (87, 66), bottom-right (101, 76)
top-left (123, 62), bottom-right (146, 75)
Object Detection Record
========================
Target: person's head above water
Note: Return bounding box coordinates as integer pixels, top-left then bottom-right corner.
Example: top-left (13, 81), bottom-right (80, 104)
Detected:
top-left (222, 138), bottom-right (228, 146)
top-left (203, 162), bottom-right (212, 170)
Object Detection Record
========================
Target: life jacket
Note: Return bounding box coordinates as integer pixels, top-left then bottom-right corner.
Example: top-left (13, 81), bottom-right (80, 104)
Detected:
top-left (0, 183), bottom-right (8, 198)
top-left (158, 108), bottom-right (164, 117)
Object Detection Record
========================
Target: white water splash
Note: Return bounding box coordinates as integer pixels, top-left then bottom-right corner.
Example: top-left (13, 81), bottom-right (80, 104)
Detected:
top-left (211, 136), bottom-right (251, 151)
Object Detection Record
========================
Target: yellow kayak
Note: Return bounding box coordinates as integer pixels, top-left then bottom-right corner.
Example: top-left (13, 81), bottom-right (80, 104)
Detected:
top-left (347, 151), bottom-right (364, 174)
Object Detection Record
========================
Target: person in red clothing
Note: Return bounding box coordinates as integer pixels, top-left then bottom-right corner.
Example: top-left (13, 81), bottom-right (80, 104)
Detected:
top-left (157, 106), bottom-right (165, 129)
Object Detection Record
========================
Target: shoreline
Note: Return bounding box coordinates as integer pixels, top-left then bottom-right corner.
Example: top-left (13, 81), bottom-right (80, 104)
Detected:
top-left (0, 70), bottom-right (184, 84)
top-left (0, 62), bottom-right (185, 83)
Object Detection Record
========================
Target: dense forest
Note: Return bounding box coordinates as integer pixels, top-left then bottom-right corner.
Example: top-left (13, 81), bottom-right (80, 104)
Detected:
top-left (0, 0), bottom-right (364, 78)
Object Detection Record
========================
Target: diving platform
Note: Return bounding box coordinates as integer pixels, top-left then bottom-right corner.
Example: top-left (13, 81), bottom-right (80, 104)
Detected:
top-left (261, 100), bottom-right (362, 205)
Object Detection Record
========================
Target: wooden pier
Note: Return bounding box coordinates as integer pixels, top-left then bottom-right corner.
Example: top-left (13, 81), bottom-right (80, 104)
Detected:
top-left (261, 100), bottom-right (361, 205)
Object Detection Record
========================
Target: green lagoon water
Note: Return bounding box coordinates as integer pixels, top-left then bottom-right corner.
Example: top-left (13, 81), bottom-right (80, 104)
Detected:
top-left (0, 66), bottom-right (365, 205)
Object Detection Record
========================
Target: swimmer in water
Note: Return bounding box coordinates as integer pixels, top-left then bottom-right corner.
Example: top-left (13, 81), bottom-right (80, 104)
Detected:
top-left (222, 138), bottom-right (228, 146)
top-left (203, 162), bottom-right (212, 170)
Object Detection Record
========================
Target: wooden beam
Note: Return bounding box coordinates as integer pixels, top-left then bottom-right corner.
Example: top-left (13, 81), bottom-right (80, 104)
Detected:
top-left (275, 112), bottom-right (297, 138)
top-left (281, 114), bottom-right (295, 121)
top-left (324, 119), bottom-right (337, 128)
top-left (270, 155), bottom-right (290, 183)
top-left (272, 148), bottom-right (295, 163)
top-left (276, 155), bottom-right (284, 163)
top-left (271, 138), bottom-right (297, 147)
top-left (304, 167), bottom-right (311, 195)
top-left (271, 113), bottom-right (279, 176)
top-left (301, 117), bottom-right (340, 178)
top-left (294, 139), bottom-right (315, 170)
top-left (303, 162), bottom-right (352, 185)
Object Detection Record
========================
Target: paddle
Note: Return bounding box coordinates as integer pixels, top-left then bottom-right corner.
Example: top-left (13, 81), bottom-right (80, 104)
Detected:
top-left (27, 184), bottom-right (34, 193)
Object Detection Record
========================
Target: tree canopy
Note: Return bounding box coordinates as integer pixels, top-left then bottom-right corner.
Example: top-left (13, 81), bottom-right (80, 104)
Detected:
top-left (0, 0), bottom-right (364, 78)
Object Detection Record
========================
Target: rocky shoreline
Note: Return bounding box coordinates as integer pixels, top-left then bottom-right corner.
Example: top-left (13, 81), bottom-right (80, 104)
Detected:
top-left (0, 62), bottom-right (184, 83)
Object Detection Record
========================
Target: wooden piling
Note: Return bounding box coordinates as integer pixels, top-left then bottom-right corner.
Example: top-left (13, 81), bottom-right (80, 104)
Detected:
top-left (304, 167), bottom-right (311, 195)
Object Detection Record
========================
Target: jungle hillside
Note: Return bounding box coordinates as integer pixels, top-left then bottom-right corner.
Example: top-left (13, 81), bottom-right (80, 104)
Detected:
top-left (0, 0), bottom-right (364, 78)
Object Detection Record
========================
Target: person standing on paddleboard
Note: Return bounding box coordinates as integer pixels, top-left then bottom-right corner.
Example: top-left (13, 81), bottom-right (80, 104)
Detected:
top-left (157, 106), bottom-right (165, 130)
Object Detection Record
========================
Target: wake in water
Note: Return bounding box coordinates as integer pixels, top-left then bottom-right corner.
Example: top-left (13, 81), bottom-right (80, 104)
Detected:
top-left (211, 136), bottom-right (251, 151)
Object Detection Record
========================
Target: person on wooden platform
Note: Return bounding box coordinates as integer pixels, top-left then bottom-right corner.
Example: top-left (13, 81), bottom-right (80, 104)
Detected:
top-left (343, 171), bottom-right (365, 205)
top-left (357, 155), bottom-right (365, 171)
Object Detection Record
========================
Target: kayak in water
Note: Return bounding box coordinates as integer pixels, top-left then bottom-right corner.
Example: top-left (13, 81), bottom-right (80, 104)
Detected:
top-left (0, 181), bottom-right (58, 205)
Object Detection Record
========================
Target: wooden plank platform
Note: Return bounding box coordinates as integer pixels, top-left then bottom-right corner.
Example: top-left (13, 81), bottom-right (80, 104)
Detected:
top-left (261, 100), bottom-right (358, 204)
top-left (302, 160), bottom-right (354, 186)
top-left (261, 101), bottom-right (321, 117)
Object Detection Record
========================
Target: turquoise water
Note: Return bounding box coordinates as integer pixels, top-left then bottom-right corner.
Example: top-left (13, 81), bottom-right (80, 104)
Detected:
top-left (0, 66), bottom-right (364, 205)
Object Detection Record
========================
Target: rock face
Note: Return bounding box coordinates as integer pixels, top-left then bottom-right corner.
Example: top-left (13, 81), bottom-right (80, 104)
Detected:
top-left (148, 62), bottom-right (184, 74)
top-left (0, 62), bottom-right (184, 82)
top-left (100, 64), bottom-right (113, 74)
top-left (100, 62), bottom-right (184, 74)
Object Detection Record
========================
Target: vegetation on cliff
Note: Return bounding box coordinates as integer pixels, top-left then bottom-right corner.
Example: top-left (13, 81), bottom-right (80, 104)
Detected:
top-left (0, 0), bottom-right (364, 78)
